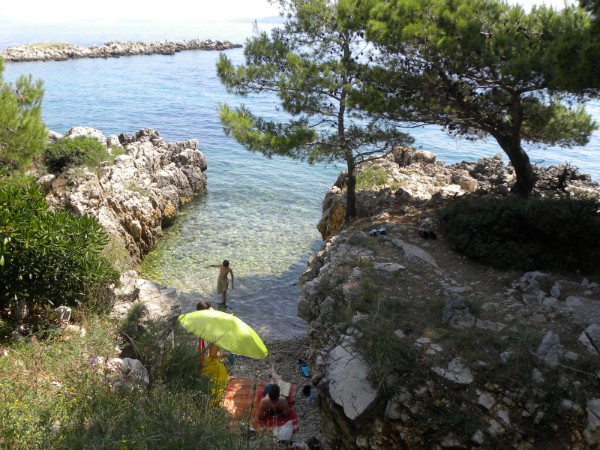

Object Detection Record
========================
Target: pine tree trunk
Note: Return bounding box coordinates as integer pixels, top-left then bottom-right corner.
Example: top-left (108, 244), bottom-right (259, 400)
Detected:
top-left (496, 135), bottom-right (536, 197)
top-left (345, 158), bottom-right (357, 220)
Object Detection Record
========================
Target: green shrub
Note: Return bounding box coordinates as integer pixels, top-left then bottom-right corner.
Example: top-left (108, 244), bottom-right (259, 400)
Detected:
top-left (356, 167), bottom-right (389, 190)
top-left (43, 136), bottom-right (109, 174)
top-left (0, 183), bottom-right (119, 314)
top-left (437, 196), bottom-right (600, 273)
top-left (0, 316), bottom-right (246, 449)
top-left (0, 62), bottom-right (47, 178)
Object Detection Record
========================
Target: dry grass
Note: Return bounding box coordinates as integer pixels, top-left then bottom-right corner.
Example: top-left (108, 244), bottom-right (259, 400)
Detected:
top-left (23, 42), bottom-right (79, 50)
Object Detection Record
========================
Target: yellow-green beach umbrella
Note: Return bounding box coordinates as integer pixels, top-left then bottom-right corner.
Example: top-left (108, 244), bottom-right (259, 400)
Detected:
top-left (178, 309), bottom-right (268, 359)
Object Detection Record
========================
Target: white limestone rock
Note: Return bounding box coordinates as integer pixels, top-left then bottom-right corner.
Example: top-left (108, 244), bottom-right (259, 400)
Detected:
top-left (374, 262), bottom-right (406, 272)
top-left (584, 398), bottom-right (600, 446)
top-left (65, 126), bottom-right (108, 147)
top-left (326, 344), bottom-right (379, 421)
top-left (579, 324), bottom-right (600, 355)
top-left (536, 331), bottom-right (560, 367)
top-left (432, 357), bottom-right (474, 385)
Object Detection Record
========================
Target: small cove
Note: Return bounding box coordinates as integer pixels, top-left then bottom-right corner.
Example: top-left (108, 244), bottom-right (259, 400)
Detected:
top-left (2, 20), bottom-right (599, 339)
top-left (140, 152), bottom-right (339, 340)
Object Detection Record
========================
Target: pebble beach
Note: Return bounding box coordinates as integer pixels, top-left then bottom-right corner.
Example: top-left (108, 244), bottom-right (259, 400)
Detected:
top-left (227, 336), bottom-right (328, 448)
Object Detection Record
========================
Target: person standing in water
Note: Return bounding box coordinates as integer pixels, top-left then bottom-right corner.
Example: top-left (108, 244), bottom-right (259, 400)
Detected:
top-left (207, 260), bottom-right (234, 306)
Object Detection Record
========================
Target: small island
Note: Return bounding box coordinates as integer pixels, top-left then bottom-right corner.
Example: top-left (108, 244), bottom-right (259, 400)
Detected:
top-left (0, 39), bottom-right (242, 62)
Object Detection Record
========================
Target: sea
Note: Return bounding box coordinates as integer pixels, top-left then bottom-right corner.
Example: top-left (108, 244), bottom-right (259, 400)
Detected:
top-left (2, 19), bottom-right (599, 340)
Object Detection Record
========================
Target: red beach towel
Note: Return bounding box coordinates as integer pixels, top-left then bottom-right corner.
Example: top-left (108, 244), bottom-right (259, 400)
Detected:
top-left (221, 377), bottom-right (299, 433)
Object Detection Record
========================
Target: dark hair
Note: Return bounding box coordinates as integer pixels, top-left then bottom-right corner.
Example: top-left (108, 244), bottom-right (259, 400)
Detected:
top-left (267, 384), bottom-right (280, 401)
top-left (196, 301), bottom-right (212, 310)
top-left (223, 260), bottom-right (229, 267)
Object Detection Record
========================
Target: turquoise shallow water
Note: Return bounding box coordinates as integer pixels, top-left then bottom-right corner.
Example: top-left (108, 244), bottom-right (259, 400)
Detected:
top-left (2, 20), bottom-right (599, 339)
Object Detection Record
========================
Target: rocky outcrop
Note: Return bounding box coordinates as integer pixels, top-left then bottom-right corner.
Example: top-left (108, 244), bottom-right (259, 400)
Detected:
top-left (40, 127), bottom-right (207, 265)
top-left (89, 356), bottom-right (150, 389)
top-left (302, 150), bottom-right (600, 449)
top-left (110, 270), bottom-right (181, 366)
top-left (318, 148), bottom-right (600, 240)
top-left (1, 38), bottom-right (241, 62)
top-left (300, 226), bottom-right (600, 449)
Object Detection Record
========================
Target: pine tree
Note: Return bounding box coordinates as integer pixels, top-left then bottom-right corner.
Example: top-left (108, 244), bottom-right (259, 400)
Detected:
top-left (361, 0), bottom-right (598, 196)
top-left (217, 0), bottom-right (412, 220)
top-left (0, 58), bottom-right (47, 178)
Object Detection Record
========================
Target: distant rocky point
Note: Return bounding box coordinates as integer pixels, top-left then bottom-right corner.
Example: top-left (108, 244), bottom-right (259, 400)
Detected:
top-left (0, 39), bottom-right (242, 62)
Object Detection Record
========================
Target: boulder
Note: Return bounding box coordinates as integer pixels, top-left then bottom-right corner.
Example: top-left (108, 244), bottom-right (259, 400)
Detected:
top-left (585, 399), bottom-right (600, 446)
top-left (90, 356), bottom-right (150, 389)
top-left (579, 324), bottom-right (600, 355)
top-left (326, 343), bottom-right (379, 422)
top-left (65, 126), bottom-right (108, 146)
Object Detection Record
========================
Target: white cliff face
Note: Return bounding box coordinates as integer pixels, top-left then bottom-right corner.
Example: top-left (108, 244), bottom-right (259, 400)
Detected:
top-left (40, 127), bottom-right (207, 265)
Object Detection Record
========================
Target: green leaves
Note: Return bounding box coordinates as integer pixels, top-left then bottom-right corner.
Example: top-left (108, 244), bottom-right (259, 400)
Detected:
top-left (0, 183), bottom-right (119, 311)
top-left (521, 99), bottom-right (598, 146)
top-left (43, 135), bottom-right (109, 174)
top-left (438, 196), bottom-right (600, 273)
top-left (218, 103), bottom-right (318, 160)
top-left (0, 58), bottom-right (48, 177)
top-left (362, 0), bottom-right (598, 196)
top-left (217, 0), bottom-right (414, 218)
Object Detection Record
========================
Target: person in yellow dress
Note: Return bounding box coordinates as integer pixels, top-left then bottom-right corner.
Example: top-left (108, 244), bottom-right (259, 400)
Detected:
top-left (195, 301), bottom-right (229, 403)
top-left (203, 343), bottom-right (229, 403)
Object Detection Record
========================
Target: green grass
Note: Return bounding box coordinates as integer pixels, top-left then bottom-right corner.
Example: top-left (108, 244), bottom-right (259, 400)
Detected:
top-left (356, 167), bottom-right (389, 190)
top-left (100, 234), bottom-right (137, 274)
top-left (0, 316), bottom-right (249, 449)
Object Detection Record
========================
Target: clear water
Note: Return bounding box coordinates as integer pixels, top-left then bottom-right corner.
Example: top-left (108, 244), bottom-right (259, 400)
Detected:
top-left (2, 20), bottom-right (599, 339)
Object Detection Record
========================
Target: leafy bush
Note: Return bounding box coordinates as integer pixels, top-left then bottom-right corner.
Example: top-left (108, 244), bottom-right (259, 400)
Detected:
top-left (0, 183), bottom-right (119, 314)
top-left (43, 136), bottom-right (109, 174)
top-left (438, 196), bottom-right (600, 273)
top-left (356, 167), bottom-right (389, 190)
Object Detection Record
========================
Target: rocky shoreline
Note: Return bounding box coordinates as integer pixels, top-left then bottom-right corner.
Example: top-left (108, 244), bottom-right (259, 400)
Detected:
top-left (301, 149), bottom-right (600, 449)
top-left (35, 127), bottom-right (328, 446)
top-left (0, 39), bottom-right (242, 62)
top-left (35, 132), bottom-right (600, 448)
top-left (39, 127), bottom-right (207, 266)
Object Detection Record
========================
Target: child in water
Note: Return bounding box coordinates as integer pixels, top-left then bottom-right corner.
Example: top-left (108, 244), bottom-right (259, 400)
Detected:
top-left (207, 260), bottom-right (234, 306)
